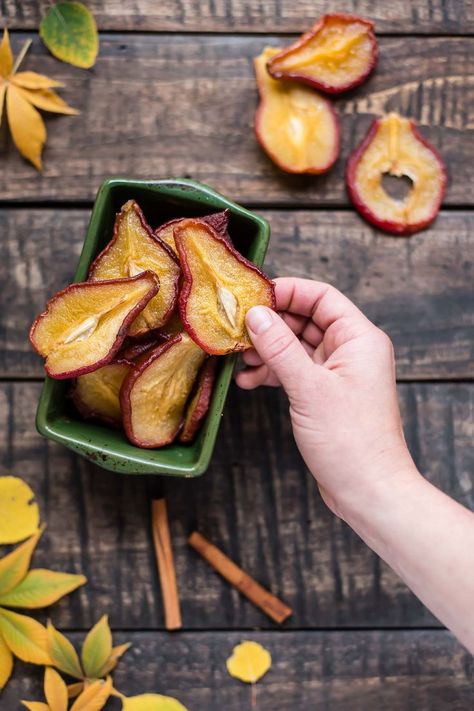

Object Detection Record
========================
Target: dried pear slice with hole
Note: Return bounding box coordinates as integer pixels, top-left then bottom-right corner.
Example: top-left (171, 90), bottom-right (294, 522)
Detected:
top-left (89, 200), bottom-right (180, 336)
top-left (30, 272), bottom-right (159, 379)
top-left (179, 357), bottom-right (217, 443)
top-left (346, 113), bottom-right (447, 235)
top-left (120, 332), bottom-right (206, 448)
top-left (254, 47), bottom-right (340, 174)
top-left (155, 210), bottom-right (230, 255)
top-left (71, 359), bottom-right (132, 427)
top-left (267, 14), bottom-right (378, 94)
top-left (175, 219), bottom-right (275, 355)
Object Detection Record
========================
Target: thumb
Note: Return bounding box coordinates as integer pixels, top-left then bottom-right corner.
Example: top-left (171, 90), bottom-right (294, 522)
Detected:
top-left (245, 305), bottom-right (312, 398)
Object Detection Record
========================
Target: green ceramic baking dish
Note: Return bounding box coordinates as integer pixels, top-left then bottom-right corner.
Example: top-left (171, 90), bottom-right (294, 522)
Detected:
top-left (35, 178), bottom-right (271, 477)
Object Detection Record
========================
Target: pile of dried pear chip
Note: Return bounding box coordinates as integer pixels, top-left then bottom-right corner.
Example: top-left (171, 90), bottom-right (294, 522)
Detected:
top-left (30, 201), bottom-right (275, 448)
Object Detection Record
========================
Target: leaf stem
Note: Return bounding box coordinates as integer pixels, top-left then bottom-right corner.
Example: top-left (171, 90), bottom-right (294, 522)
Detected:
top-left (12, 39), bottom-right (32, 75)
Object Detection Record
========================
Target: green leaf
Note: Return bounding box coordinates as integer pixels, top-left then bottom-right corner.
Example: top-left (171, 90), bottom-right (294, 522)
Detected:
top-left (122, 695), bottom-right (189, 711)
top-left (81, 615), bottom-right (112, 678)
top-left (0, 608), bottom-right (51, 665)
top-left (0, 528), bottom-right (43, 596)
top-left (0, 631), bottom-right (14, 690)
top-left (0, 569), bottom-right (86, 609)
top-left (47, 621), bottom-right (83, 680)
top-left (40, 2), bottom-right (99, 69)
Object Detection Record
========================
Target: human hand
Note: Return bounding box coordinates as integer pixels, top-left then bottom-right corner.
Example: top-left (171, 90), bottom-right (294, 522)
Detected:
top-left (236, 277), bottom-right (419, 520)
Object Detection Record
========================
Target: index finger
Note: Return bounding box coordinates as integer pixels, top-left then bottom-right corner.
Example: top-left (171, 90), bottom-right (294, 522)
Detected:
top-left (274, 277), bottom-right (372, 332)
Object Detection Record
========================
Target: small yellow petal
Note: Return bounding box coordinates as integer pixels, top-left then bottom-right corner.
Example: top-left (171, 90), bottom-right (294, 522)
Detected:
top-left (97, 641), bottom-right (131, 676)
top-left (21, 702), bottom-right (51, 711)
top-left (0, 631), bottom-right (14, 690)
top-left (12, 71), bottom-right (64, 90)
top-left (6, 85), bottom-right (46, 170)
top-left (81, 615), bottom-right (112, 679)
top-left (226, 640), bottom-right (272, 684)
top-left (70, 676), bottom-right (112, 711)
top-left (45, 667), bottom-right (68, 711)
top-left (0, 29), bottom-right (13, 78)
top-left (0, 476), bottom-right (40, 544)
top-left (67, 682), bottom-right (84, 699)
top-left (122, 694), bottom-right (188, 711)
top-left (13, 85), bottom-right (79, 115)
top-left (0, 609), bottom-right (51, 665)
top-left (47, 622), bottom-right (83, 679)
top-left (0, 528), bottom-right (43, 597)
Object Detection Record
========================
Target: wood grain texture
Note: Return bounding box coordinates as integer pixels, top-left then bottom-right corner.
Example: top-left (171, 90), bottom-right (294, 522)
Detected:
top-left (2, 209), bottom-right (472, 379)
top-left (4, 0), bottom-right (474, 32)
top-left (2, 630), bottom-right (473, 709)
top-left (0, 381), bottom-right (472, 630)
top-left (0, 35), bottom-right (472, 205)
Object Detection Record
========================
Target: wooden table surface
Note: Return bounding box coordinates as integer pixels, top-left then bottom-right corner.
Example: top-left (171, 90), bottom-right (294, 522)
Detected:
top-left (1, 2), bottom-right (473, 708)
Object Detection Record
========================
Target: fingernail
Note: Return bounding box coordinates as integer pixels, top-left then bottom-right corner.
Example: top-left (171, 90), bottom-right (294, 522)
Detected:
top-left (246, 306), bottom-right (273, 334)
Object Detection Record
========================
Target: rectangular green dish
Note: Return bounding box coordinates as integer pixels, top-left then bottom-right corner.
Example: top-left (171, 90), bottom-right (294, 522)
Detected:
top-left (35, 178), bottom-right (271, 477)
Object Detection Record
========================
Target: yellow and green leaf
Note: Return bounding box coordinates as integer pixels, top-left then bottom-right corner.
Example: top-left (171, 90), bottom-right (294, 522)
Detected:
top-left (81, 615), bottom-right (112, 679)
top-left (44, 667), bottom-right (68, 711)
top-left (47, 622), bottom-right (83, 679)
top-left (0, 476), bottom-right (40, 544)
top-left (70, 676), bottom-right (112, 711)
top-left (97, 641), bottom-right (131, 676)
top-left (0, 529), bottom-right (43, 597)
top-left (0, 569), bottom-right (86, 609)
top-left (40, 2), bottom-right (99, 69)
top-left (0, 631), bottom-right (14, 690)
top-left (0, 608), bottom-right (51, 665)
top-left (122, 694), bottom-right (189, 711)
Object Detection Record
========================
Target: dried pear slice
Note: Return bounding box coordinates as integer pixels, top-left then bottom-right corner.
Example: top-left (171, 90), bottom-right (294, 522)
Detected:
top-left (121, 332), bottom-right (206, 448)
top-left (179, 357), bottom-right (217, 443)
top-left (89, 200), bottom-right (180, 336)
top-left (155, 209), bottom-right (230, 255)
top-left (71, 359), bottom-right (132, 426)
top-left (346, 113), bottom-right (447, 235)
top-left (267, 14), bottom-right (378, 94)
top-left (255, 47), bottom-right (340, 174)
top-left (30, 272), bottom-right (159, 379)
top-left (175, 219), bottom-right (275, 355)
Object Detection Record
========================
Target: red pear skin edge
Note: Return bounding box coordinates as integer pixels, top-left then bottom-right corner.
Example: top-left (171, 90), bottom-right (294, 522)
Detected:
top-left (254, 56), bottom-right (340, 175)
top-left (155, 210), bottom-right (231, 241)
top-left (120, 334), bottom-right (185, 448)
top-left (69, 358), bottom-right (133, 428)
top-left (175, 223), bottom-right (276, 355)
top-left (179, 357), bottom-right (218, 443)
top-left (29, 272), bottom-right (160, 380)
top-left (346, 117), bottom-right (447, 235)
top-left (267, 13), bottom-right (378, 94)
top-left (88, 200), bottom-right (180, 332)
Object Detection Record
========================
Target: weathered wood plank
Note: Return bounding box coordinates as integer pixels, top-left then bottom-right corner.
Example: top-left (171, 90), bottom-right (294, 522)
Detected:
top-left (2, 630), bottom-right (473, 710)
top-left (2, 209), bottom-right (472, 379)
top-left (0, 381), bottom-right (472, 630)
top-left (0, 35), bottom-right (472, 205)
top-left (4, 0), bottom-right (474, 33)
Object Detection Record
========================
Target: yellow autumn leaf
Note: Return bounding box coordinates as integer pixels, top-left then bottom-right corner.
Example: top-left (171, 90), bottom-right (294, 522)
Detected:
top-left (0, 28), bottom-right (78, 170)
top-left (226, 641), bottom-right (272, 684)
top-left (70, 676), bottom-right (112, 711)
top-left (0, 569), bottom-right (86, 609)
top-left (0, 28), bottom-right (13, 77)
top-left (47, 621), bottom-right (83, 679)
top-left (0, 608), bottom-right (51, 665)
top-left (81, 615), bottom-right (112, 679)
top-left (122, 694), bottom-right (189, 711)
top-left (0, 476), bottom-right (40, 544)
top-left (0, 528), bottom-right (43, 597)
top-left (0, 631), bottom-right (14, 690)
top-left (21, 702), bottom-right (51, 711)
top-left (67, 682), bottom-right (84, 699)
top-left (97, 641), bottom-right (131, 676)
top-left (44, 667), bottom-right (68, 711)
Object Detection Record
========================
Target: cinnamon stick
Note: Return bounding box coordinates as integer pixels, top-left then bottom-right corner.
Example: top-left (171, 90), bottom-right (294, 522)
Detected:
top-left (188, 531), bottom-right (292, 624)
top-left (151, 499), bottom-right (182, 630)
